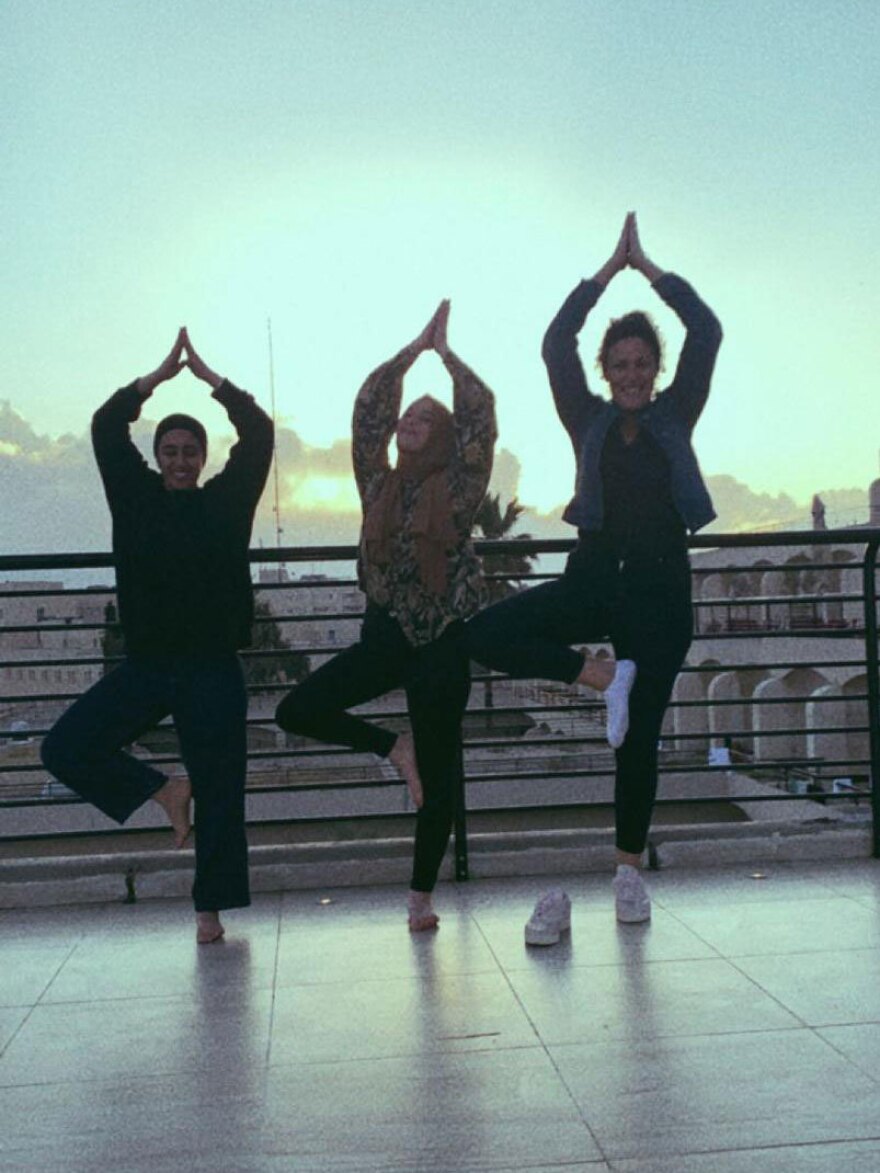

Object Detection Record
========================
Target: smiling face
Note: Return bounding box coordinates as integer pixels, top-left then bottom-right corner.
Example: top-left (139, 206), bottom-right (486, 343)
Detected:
top-left (396, 397), bottom-right (437, 455)
top-left (157, 429), bottom-right (206, 490)
top-left (602, 337), bottom-right (659, 413)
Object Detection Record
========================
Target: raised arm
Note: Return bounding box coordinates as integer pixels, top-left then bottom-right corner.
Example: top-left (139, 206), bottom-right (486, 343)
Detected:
top-left (351, 306), bottom-right (440, 499)
top-left (91, 330), bottom-right (186, 508)
top-left (627, 214), bottom-right (723, 426)
top-left (541, 215), bottom-right (631, 445)
top-left (185, 330), bottom-right (274, 506)
top-left (431, 302), bottom-right (497, 518)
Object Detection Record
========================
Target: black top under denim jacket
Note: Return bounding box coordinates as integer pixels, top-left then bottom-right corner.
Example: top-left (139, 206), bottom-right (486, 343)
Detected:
top-left (92, 381), bottom-right (274, 655)
top-left (542, 272), bottom-right (722, 563)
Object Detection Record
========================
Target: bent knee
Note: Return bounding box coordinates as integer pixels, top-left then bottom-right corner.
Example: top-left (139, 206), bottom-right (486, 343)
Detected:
top-left (275, 689), bottom-right (310, 734)
top-left (40, 729), bottom-right (74, 779)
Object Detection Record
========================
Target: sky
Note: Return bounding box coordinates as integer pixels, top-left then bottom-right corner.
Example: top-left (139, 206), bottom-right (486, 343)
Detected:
top-left (2, 0), bottom-right (879, 552)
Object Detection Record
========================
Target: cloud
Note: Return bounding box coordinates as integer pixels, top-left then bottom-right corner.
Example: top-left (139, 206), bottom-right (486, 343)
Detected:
top-left (1, 398), bottom-right (871, 561)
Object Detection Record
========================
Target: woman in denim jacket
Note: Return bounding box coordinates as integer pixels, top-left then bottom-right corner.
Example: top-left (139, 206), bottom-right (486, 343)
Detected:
top-left (467, 214), bottom-right (722, 936)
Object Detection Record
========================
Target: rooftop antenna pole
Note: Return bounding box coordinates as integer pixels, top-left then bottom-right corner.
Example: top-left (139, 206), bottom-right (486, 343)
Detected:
top-left (267, 317), bottom-right (285, 576)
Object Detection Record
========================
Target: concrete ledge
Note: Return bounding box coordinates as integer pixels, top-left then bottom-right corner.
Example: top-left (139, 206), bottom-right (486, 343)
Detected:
top-left (0, 818), bottom-right (873, 908)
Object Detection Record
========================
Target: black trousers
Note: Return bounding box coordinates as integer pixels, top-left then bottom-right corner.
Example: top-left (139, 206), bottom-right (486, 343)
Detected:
top-left (41, 654), bottom-right (250, 912)
top-left (465, 542), bottom-right (693, 855)
top-left (275, 606), bottom-right (471, 892)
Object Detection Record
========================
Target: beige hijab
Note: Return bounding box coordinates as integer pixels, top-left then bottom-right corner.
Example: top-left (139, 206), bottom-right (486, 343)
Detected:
top-left (362, 397), bottom-right (459, 596)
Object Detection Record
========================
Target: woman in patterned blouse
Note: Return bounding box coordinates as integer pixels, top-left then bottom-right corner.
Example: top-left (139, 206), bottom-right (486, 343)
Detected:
top-left (276, 300), bottom-right (497, 930)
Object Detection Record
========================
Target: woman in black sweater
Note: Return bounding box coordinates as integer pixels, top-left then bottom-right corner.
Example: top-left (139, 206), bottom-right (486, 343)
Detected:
top-left (41, 329), bottom-right (274, 943)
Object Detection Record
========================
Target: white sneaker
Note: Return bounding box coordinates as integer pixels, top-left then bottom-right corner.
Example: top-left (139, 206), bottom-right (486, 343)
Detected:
top-left (604, 660), bottom-right (637, 749)
top-left (524, 888), bottom-right (571, 946)
top-left (613, 865), bottom-right (651, 923)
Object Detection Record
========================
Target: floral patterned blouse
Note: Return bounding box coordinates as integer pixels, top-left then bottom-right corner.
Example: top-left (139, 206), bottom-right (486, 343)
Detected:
top-left (352, 344), bottom-right (497, 646)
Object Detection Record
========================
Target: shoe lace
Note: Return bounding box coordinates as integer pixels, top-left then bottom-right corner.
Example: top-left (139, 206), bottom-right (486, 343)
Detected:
top-left (534, 890), bottom-right (564, 917)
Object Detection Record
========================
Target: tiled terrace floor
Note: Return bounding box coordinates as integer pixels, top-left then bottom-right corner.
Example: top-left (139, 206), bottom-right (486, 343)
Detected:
top-left (2, 861), bottom-right (880, 1172)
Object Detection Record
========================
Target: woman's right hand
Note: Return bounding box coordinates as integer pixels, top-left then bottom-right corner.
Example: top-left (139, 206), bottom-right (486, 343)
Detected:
top-left (136, 329), bottom-right (187, 398)
top-left (592, 212), bottom-right (633, 286)
top-left (429, 298), bottom-right (451, 359)
top-left (410, 300), bottom-right (443, 354)
top-left (625, 212), bottom-right (665, 282)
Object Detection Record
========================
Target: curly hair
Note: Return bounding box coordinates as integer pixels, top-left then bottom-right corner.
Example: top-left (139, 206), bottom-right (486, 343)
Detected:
top-left (597, 311), bottom-right (664, 375)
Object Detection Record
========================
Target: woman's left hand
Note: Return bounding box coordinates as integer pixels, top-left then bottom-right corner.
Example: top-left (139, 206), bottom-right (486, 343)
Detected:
top-left (626, 213), bottom-right (664, 282)
top-left (183, 329), bottom-right (224, 389)
top-left (430, 298), bottom-right (451, 359)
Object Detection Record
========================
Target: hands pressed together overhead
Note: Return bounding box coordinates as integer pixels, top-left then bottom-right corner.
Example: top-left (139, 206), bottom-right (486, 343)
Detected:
top-left (136, 328), bottom-right (224, 398)
top-left (410, 298), bottom-right (451, 361)
top-left (595, 211), bottom-right (665, 287)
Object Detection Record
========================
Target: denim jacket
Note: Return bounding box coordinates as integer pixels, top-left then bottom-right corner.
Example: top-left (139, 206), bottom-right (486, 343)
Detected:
top-left (542, 273), bottom-right (722, 534)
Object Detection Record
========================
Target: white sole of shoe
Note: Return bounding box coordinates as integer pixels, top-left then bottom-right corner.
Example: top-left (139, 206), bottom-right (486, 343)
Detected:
top-left (616, 907), bottom-right (651, 924)
top-left (524, 921), bottom-right (571, 946)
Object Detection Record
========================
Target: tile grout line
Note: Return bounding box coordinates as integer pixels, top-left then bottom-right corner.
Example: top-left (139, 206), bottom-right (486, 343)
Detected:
top-left (0, 938), bottom-right (80, 1065)
top-left (262, 891), bottom-right (284, 1075)
top-left (467, 905), bottom-right (612, 1167)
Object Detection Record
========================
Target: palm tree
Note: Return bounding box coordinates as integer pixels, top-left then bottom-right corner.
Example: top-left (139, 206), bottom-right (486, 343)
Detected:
top-left (474, 493), bottom-right (536, 601)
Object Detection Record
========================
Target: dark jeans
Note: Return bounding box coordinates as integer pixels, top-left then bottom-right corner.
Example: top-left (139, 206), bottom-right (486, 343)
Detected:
top-left (466, 542), bottom-right (693, 855)
top-left (275, 606), bottom-right (470, 892)
top-left (41, 654), bottom-right (249, 912)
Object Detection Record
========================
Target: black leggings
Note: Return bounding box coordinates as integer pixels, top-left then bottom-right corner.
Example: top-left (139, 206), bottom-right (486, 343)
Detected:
top-left (465, 543), bottom-right (693, 855)
top-left (275, 606), bottom-right (470, 892)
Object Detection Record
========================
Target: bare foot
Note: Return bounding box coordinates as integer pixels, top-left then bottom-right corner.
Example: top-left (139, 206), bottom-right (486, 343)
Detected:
top-left (196, 911), bottom-right (225, 944)
top-left (407, 890), bottom-right (439, 932)
top-left (575, 651), bottom-right (614, 691)
top-left (389, 732), bottom-right (423, 807)
top-left (151, 776), bottom-right (192, 848)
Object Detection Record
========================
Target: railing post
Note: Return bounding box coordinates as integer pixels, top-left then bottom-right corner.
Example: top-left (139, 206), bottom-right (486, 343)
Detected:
top-left (863, 537), bottom-right (880, 858)
top-left (453, 739), bottom-right (469, 881)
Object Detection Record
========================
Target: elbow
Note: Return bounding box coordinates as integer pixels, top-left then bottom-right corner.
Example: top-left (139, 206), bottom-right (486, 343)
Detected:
top-left (540, 327), bottom-right (558, 367)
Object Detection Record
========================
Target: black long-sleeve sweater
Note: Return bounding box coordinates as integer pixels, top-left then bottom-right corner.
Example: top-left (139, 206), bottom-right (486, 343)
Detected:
top-left (91, 380), bottom-right (274, 655)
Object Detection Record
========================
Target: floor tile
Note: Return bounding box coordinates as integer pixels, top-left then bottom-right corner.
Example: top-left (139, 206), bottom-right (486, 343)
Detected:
top-left (474, 905), bottom-right (717, 972)
top-left (734, 948), bottom-right (880, 1027)
top-left (800, 860), bottom-right (880, 908)
top-left (0, 944), bottom-right (72, 1006)
top-left (817, 1022), bottom-right (880, 1082)
top-left (0, 1071), bottom-right (265, 1173)
top-left (275, 907), bottom-right (499, 988)
top-left (0, 988), bottom-right (273, 1087)
top-left (612, 1137), bottom-right (880, 1171)
top-left (0, 904), bottom-right (111, 945)
top-left (551, 1028), bottom-right (880, 1160)
top-left (263, 1047), bottom-right (602, 1170)
top-left (507, 957), bottom-right (800, 1046)
top-left (648, 864), bottom-right (838, 909)
top-left (669, 897), bottom-right (880, 957)
top-left (41, 930), bottom-right (279, 1004)
top-left (270, 970), bottom-right (537, 1065)
top-left (4, 862), bottom-right (880, 1171)
top-left (102, 891), bottom-right (282, 937)
top-left (0, 1007), bottom-right (29, 1055)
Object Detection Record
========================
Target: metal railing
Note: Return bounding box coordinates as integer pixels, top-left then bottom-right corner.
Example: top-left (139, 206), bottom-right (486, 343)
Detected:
top-left (1, 529), bottom-right (878, 874)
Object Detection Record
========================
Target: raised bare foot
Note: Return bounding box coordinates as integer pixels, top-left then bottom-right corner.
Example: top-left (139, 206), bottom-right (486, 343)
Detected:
top-left (407, 889), bottom-right (439, 932)
top-left (390, 732), bottom-right (423, 808)
top-left (151, 776), bottom-right (192, 848)
top-left (575, 650), bottom-right (614, 691)
top-left (196, 911), bottom-right (225, 944)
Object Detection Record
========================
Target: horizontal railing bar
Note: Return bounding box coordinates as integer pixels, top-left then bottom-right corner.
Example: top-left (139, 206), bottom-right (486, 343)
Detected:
top-left (4, 718), bottom-right (870, 745)
top-left (1, 529), bottom-right (878, 576)
top-left (2, 749), bottom-right (873, 789)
